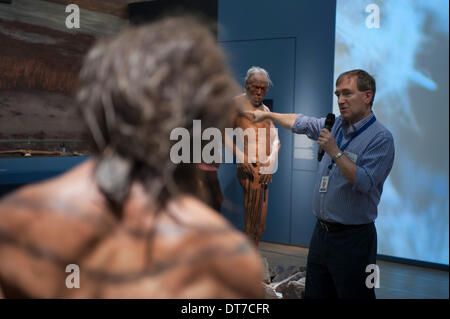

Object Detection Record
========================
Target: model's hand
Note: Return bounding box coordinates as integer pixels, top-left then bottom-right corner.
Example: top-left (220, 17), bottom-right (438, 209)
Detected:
top-left (240, 162), bottom-right (257, 177)
top-left (258, 172), bottom-right (272, 184)
top-left (258, 156), bottom-right (276, 176)
top-left (317, 128), bottom-right (340, 157)
top-left (244, 110), bottom-right (267, 123)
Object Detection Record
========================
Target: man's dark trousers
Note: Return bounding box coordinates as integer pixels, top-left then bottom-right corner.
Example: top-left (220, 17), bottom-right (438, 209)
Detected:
top-left (304, 220), bottom-right (377, 299)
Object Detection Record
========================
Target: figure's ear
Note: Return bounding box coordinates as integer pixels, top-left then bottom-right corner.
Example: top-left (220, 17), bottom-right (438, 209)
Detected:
top-left (364, 90), bottom-right (374, 105)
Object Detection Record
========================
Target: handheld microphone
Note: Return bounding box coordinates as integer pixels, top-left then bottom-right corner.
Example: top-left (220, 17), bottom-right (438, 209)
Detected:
top-left (318, 113), bottom-right (335, 162)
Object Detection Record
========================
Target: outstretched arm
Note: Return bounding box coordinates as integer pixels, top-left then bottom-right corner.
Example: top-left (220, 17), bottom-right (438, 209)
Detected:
top-left (246, 110), bottom-right (298, 130)
top-left (259, 117), bottom-right (281, 179)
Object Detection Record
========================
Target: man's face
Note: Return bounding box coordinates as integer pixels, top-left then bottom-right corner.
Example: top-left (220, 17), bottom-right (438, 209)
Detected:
top-left (334, 76), bottom-right (373, 125)
top-left (245, 73), bottom-right (268, 107)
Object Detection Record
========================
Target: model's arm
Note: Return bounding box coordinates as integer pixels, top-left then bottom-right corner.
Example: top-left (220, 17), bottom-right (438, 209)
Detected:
top-left (224, 131), bottom-right (247, 163)
top-left (223, 104), bottom-right (248, 164)
top-left (247, 110), bottom-right (298, 130)
top-left (223, 109), bottom-right (258, 176)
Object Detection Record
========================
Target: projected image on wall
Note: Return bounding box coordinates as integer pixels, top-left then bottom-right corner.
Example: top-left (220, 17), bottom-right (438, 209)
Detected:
top-left (334, 0), bottom-right (449, 265)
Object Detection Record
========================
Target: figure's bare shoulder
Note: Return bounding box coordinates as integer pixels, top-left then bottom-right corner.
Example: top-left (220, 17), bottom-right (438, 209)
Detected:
top-left (233, 93), bottom-right (247, 105)
top-left (0, 160), bottom-right (116, 297)
top-left (72, 196), bottom-right (264, 298)
top-left (163, 197), bottom-right (265, 298)
top-left (0, 159), bottom-right (114, 247)
top-left (0, 174), bottom-right (263, 298)
top-left (234, 94), bottom-right (255, 112)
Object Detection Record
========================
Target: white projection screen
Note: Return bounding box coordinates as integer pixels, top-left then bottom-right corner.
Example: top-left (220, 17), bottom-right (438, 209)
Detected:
top-left (334, 0), bottom-right (449, 265)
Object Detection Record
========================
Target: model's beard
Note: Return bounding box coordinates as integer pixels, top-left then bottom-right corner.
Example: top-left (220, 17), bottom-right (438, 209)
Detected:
top-left (251, 99), bottom-right (262, 107)
top-left (245, 93), bottom-right (262, 107)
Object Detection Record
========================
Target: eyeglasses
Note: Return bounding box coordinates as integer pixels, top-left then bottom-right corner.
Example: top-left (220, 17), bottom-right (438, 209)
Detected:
top-left (250, 85), bottom-right (268, 91)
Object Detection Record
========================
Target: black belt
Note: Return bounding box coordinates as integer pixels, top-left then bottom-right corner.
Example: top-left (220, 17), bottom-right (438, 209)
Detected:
top-left (318, 219), bottom-right (372, 232)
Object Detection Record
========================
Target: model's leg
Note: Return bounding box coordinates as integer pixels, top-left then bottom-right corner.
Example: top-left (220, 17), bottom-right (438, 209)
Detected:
top-left (244, 181), bottom-right (267, 247)
top-left (243, 179), bottom-right (258, 245)
top-left (237, 167), bottom-right (255, 243)
top-left (253, 184), bottom-right (268, 247)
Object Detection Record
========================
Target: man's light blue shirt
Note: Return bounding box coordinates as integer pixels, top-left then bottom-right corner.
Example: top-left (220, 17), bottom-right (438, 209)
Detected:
top-left (292, 112), bottom-right (395, 224)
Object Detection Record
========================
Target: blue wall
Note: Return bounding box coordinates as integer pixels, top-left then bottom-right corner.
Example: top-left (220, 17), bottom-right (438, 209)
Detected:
top-left (0, 157), bottom-right (88, 198)
top-left (217, 0), bottom-right (337, 246)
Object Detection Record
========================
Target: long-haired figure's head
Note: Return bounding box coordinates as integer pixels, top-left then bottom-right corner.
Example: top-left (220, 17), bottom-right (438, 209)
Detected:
top-left (76, 16), bottom-right (239, 212)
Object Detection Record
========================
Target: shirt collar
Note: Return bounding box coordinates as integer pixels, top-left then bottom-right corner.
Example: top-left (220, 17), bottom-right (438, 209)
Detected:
top-left (341, 112), bottom-right (374, 135)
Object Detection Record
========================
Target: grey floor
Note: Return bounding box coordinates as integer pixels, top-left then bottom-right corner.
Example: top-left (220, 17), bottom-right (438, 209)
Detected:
top-left (259, 241), bottom-right (449, 299)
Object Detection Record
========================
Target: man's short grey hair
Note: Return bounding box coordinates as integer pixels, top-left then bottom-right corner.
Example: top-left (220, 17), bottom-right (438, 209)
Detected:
top-left (245, 66), bottom-right (273, 87)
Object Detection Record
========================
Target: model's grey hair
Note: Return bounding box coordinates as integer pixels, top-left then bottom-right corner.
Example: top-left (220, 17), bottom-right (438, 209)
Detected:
top-left (245, 66), bottom-right (273, 87)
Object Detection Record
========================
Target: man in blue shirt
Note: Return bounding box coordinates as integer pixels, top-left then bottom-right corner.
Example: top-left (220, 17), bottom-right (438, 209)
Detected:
top-left (247, 69), bottom-right (395, 299)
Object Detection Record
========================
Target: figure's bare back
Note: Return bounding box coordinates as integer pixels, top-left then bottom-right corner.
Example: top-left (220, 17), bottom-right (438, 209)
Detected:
top-left (0, 160), bottom-right (264, 298)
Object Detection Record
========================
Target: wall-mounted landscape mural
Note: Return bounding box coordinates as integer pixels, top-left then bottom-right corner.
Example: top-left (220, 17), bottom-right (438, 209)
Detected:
top-left (0, 0), bottom-right (142, 156)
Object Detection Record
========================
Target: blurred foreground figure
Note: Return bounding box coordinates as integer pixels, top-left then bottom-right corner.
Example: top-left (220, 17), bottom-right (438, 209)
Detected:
top-left (0, 17), bottom-right (264, 298)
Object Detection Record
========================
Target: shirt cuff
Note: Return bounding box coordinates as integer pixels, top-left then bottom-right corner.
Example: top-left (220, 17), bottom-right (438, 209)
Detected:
top-left (291, 114), bottom-right (303, 133)
top-left (352, 166), bottom-right (372, 194)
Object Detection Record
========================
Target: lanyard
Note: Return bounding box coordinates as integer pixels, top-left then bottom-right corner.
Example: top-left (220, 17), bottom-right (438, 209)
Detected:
top-left (328, 115), bottom-right (376, 169)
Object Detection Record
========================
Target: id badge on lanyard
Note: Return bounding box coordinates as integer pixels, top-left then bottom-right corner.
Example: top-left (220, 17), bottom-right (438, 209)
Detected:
top-left (319, 176), bottom-right (329, 192)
